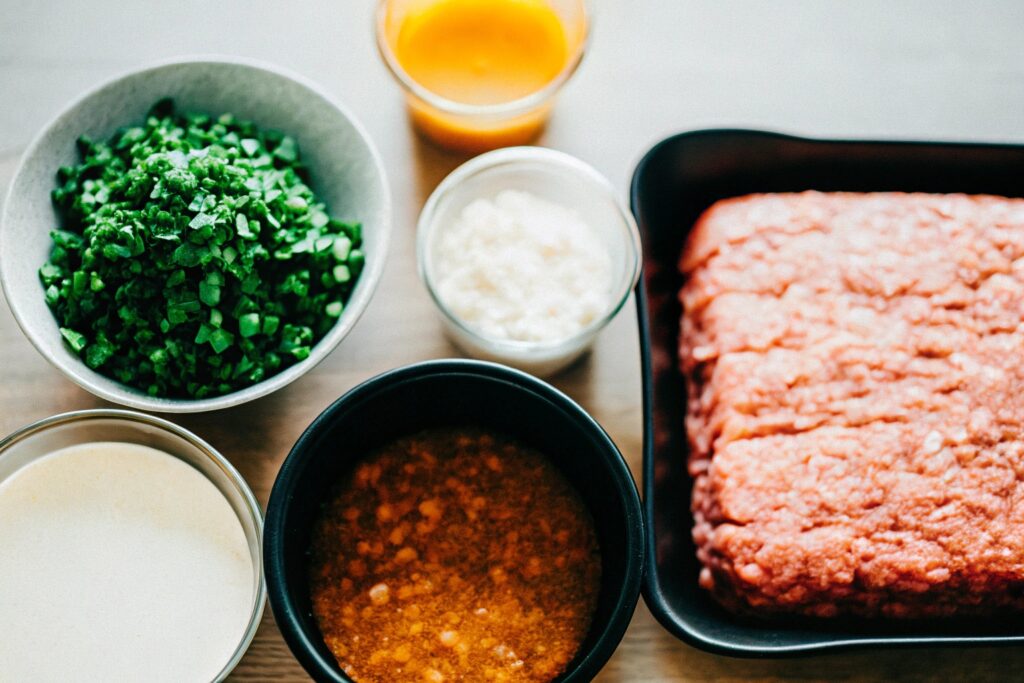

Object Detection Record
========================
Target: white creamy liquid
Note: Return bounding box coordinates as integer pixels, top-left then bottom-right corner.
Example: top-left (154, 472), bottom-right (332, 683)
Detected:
top-left (0, 442), bottom-right (255, 682)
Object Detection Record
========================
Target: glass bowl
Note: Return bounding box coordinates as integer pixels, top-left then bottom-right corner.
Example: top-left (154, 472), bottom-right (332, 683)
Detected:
top-left (417, 146), bottom-right (642, 376)
top-left (375, 0), bottom-right (591, 153)
top-left (0, 409), bottom-right (266, 681)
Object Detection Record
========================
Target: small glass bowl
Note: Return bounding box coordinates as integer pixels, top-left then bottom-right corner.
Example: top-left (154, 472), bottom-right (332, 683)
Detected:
top-left (0, 409), bottom-right (266, 682)
top-left (417, 146), bottom-right (642, 376)
top-left (375, 0), bottom-right (591, 153)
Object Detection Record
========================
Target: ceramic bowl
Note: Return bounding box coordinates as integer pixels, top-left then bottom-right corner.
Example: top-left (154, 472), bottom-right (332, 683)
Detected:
top-left (0, 56), bottom-right (391, 412)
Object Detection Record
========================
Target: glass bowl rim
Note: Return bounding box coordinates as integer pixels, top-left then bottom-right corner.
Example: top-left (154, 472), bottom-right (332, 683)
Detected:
top-left (374, 0), bottom-right (593, 118)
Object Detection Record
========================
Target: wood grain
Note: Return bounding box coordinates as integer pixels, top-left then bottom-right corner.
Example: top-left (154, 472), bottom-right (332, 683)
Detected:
top-left (3, 2), bottom-right (1024, 680)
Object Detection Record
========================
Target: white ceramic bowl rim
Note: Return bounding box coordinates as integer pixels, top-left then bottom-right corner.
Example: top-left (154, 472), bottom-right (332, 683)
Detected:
top-left (0, 54), bottom-right (392, 413)
top-left (0, 408), bottom-right (267, 681)
top-left (416, 146), bottom-right (643, 353)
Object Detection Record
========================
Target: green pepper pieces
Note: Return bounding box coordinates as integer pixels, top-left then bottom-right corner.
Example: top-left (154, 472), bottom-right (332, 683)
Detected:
top-left (40, 99), bottom-right (364, 399)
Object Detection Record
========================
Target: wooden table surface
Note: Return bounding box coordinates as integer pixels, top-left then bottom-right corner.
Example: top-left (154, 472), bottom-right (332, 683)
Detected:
top-left (3, 1), bottom-right (1024, 680)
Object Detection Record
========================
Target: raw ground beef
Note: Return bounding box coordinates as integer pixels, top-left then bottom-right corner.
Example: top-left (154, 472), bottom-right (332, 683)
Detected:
top-left (679, 191), bottom-right (1024, 618)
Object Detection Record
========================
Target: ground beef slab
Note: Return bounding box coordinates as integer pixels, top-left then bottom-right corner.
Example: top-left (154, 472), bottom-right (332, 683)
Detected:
top-left (679, 191), bottom-right (1024, 618)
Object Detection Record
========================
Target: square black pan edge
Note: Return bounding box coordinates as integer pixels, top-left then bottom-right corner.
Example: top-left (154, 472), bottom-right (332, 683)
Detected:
top-left (629, 128), bottom-right (1024, 657)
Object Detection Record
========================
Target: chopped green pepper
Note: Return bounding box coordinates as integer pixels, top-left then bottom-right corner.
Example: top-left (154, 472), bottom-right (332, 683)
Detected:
top-left (39, 99), bottom-right (365, 398)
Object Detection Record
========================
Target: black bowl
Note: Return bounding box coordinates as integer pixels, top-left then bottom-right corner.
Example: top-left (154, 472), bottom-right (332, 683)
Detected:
top-left (264, 359), bottom-right (645, 681)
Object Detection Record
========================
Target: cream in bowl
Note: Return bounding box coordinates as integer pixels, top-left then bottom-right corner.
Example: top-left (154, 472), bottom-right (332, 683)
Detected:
top-left (0, 410), bottom-right (265, 682)
top-left (418, 147), bottom-right (641, 376)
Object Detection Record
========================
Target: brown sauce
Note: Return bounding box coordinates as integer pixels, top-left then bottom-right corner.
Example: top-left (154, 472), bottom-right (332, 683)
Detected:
top-left (308, 428), bottom-right (601, 682)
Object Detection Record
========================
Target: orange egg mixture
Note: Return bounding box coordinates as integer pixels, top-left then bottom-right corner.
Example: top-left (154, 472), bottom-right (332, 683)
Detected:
top-left (308, 428), bottom-right (601, 682)
top-left (384, 0), bottom-right (581, 151)
top-left (394, 0), bottom-right (569, 106)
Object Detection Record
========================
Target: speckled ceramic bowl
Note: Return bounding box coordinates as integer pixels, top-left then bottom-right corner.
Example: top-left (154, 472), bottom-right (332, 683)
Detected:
top-left (0, 56), bottom-right (391, 413)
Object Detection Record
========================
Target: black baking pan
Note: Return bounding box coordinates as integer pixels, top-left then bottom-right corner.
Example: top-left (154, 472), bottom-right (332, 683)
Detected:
top-left (631, 129), bottom-right (1024, 656)
top-left (264, 359), bottom-right (644, 681)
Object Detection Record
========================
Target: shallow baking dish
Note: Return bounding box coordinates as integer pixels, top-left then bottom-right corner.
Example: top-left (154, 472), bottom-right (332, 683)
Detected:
top-left (631, 129), bottom-right (1024, 656)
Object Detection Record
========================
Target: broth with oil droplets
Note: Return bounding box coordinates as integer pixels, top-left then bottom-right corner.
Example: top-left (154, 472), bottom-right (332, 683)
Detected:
top-left (308, 428), bottom-right (601, 682)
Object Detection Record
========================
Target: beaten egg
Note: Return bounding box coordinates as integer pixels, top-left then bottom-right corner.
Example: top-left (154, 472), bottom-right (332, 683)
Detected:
top-left (379, 0), bottom-right (587, 152)
top-left (394, 0), bottom-right (569, 106)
